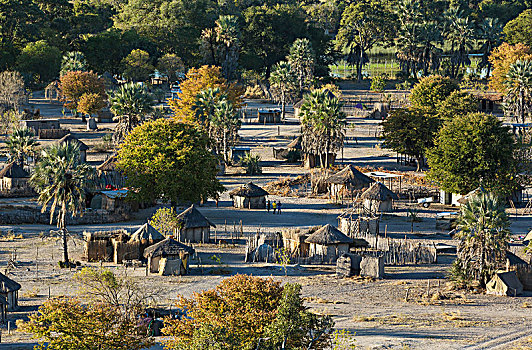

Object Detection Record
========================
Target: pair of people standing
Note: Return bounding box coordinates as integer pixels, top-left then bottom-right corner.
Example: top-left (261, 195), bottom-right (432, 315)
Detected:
top-left (267, 200), bottom-right (282, 214)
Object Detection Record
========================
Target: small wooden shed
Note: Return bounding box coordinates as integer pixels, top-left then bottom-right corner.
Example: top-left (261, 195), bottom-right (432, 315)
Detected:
top-left (0, 272), bottom-right (21, 311)
top-left (273, 136), bottom-right (302, 161)
top-left (143, 238), bottom-right (195, 275)
top-left (326, 164), bottom-right (374, 201)
top-left (0, 162), bottom-right (34, 197)
top-left (175, 204), bottom-right (215, 243)
top-left (57, 134), bottom-right (89, 162)
top-left (97, 154), bottom-right (125, 189)
top-left (305, 224), bottom-right (353, 263)
top-left (229, 182), bottom-right (269, 209)
top-left (360, 182), bottom-right (398, 213)
top-left (257, 108), bottom-right (281, 123)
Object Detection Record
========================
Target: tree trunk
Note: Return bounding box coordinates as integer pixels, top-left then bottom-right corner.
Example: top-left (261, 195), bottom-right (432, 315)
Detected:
top-left (281, 91), bottom-right (286, 120)
top-left (60, 205), bottom-right (69, 264)
top-left (416, 155), bottom-right (423, 172)
top-left (357, 50), bottom-right (364, 81)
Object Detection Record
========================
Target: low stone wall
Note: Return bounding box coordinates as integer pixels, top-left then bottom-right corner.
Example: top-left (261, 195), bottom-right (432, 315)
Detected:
top-left (0, 206), bottom-right (131, 225)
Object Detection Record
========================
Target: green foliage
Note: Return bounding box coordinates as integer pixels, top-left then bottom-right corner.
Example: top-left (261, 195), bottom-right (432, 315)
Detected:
top-left (436, 91), bottom-right (478, 121)
top-left (454, 192), bottom-right (510, 286)
top-left (241, 152), bottom-right (262, 175)
top-left (6, 127), bottom-right (38, 166)
top-left (409, 75), bottom-right (459, 109)
top-left (288, 38), bottom-right (315, 93)
top-left (269, 61), bottom-right (297, 118)
top-left (503, 59), bottom-right (532, 124)
top-left (381, 107), bottom-right (440, 171)
top-left (427, 113), bottom-right (518, 195)
top-left (109, 82), bottom-right (154, 143)
top-left (370, 75), bottom-right (386, 92)
top-left (121, 49), bottom-right (154, 82)
top-left (331, 329), bottom-right (357, 350)
top-left (157, 53), bottom-right (184, 83)
top-left (116, 118), bottom-right (224, 205)
top-left (276, 247), bottom-right (291, 275)
top-left (60, 52), bottom-right (87, 76)
top-left (16, 40), bottom-right (61, 87)
top-left (300, 90), bottom-right (346, 168)
top-left (162, 275), bottom-right (333, 350)
top-left (149, 207), bottom-right (178, 237)
top-left (30, 142), bottom-right (96, 263)
top-left (504, 9), bottom-right (532, 47)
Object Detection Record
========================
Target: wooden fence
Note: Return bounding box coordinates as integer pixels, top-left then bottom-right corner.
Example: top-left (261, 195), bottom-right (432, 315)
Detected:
top-left (355, 238), bottom-right (437, 266)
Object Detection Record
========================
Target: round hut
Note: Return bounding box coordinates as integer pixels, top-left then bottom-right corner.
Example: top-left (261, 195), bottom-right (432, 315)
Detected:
top-left (304, 224), bottom-right (353, 263)
top-left (127, 223), bottom-right (165, 260)
top-left (175, 204), bottom-right (216, 243)
top-left (57, 134), bottom-right (89, 162)
top-left (229, 182), bottom-right (269, 209)
top-left (326, 164), bottom-right (374, 201)
top-left (143, 238), bottom-right (195, 275)
top-left (360, 182), bottom-right (398, 213)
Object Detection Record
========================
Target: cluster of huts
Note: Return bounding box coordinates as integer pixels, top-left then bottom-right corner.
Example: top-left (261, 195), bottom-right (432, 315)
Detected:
top-left (83, 204), bottom-right (214, 276)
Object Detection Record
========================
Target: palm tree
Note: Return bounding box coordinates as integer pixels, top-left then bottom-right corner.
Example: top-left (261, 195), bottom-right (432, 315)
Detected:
top-left (109, 82), bottom-right (154, 143)
top-left (212, 98), bottom-right (241, 163)
top-left (30, 142), bottom-right (95, 265)
top-left (454, 192), bottom-right (510, 286)
top-left (478, 18), bottom-right (503, 79)
top-left (300, 90), bottom-right (346, 168)
top-left (269, 61), bottom-right (297, 119)
top-left (216, 15), bottom-right (240, 81)
top-left (193, 87), bottom-right (223, 132)
top-left (446, 12), bottom-right (474, 78)
top-left (504, 60), bottom-right (532, 124)
top-left (60, 51), bottom-right (87, 76)
top-left (288, 38), bottom-right (315, 94)
top-left (6, 127), bottom-right (38, 166)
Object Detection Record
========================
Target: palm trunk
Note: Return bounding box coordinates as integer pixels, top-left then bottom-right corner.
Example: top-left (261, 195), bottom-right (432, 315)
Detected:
top-left (281, 91), bottom-right (286, 120)
top-left (61, 205), bottom-right (69, 264)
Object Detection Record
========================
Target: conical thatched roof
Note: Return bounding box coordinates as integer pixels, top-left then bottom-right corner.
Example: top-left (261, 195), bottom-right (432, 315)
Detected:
top-left (176, 204), bottom-right (215, 229)
top-left (326, 164), bottom-right (374, 188)
top-left (525, 230), bottom-right (532, 242)
top-left (360, 182), bottom-right (398, 201)
top-left (0, 272), bottom-right (21, 292)
top-left (143, 237), bottom-right (195, 258)
top-left (0, 162), bottom-right (29, 178)
top-left (129, 223), bottom-right (165, 243)
top-left (229, 182), bottom-right (269, 198)
top-left (57, 134), bottom-right (89, 151)
top-left (97, 154), bottom-right (117, 172)
top-left (305, 224), bottom-right (353, 245)
top-left (286, 136), bottom-right (302, 150)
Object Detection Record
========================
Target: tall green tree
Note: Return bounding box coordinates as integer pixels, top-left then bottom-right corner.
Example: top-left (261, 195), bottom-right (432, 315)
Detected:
top-left (453, 192), bottom-right (510, 286)
top-left (427, 113), bottom-right (518, 195)
top-left (381, 108), bottom-right (440, 171)
top-left (30, 142), bottom-right (95, 264)
top-left (16, 40), bottom-right (61, 87)
top-left (504, 59), bottom-right (532, 124)
top-left (109, 82), bottom-right (154, 143)
top-left (121, 49), bottom-right (154, 82)
top-left (288, 38), bottom-right (315, 94)
top-left (116, 119), bottom-right (224, 206)
top-left (445, 11), bottom-right (475, 78)
top-left (336, 0), bottom-right (395, 81)
top-left (60, 51), bottom-right (87, 76)
top-left (269, 61), bottom-right (297, 119)
top-left (503, 9), bottom-right (532, 47)
top-left (409, 75), bottom-right (459, 109)
top-left (6, 127), bottom-right (38, 166)
top-left (478, 17), bottom-right (503, 78)
top-left (300, 90), bottom-right (346, 168)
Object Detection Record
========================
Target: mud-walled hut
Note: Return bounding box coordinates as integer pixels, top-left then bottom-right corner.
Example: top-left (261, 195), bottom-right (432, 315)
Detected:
top-left (326, 164), bottom-right (374, 201)
top-left (97, 154), bottom-right (125, 189)
top-left (123, 223), bottom-right (165, 262)
top-left (143, 238), bottom-right (195, 275)
top-left (0, 272), bottom-right (21, 311)
top-left (57, 134), bottom-right (89, 162)
top-left (0, 162), bottom-right (34, 197)
top-left (360, 182), bottom-right (398, 213)
top-left (305, 224), bottom-right (353, 263)
top-left (83, 229), bottom-right (129, 262)
top-left (230, 182), bottom-right (268, 209)
top-left (175, 204), bottom-right (215, 243)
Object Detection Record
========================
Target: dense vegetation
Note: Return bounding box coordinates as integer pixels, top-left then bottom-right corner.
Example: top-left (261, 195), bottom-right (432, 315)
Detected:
top-left (4, 0), bottom-right (532, 88)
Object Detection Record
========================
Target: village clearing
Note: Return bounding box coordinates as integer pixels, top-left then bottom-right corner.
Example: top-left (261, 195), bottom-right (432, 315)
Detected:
top-left (0, 88), bottom-right (531, 349)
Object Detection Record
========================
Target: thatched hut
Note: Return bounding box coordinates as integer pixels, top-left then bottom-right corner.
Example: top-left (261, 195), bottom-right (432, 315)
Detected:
top-left (83, 229), bottom-right (129, 262)
top-left (143, 238), bottom-right (195, 275)
top-left (0, 162), bottom-right (34, 197)
top-left (175, 204), bottom-right (215, 243)
top-left (57, 134), bottom-right (89, 162)
top-left (229, 182), bottom-right (269, 209)
top-left (44, 80), bottom-right (60, 101)
top-left (486, 271), bottom-right (523, 296)
top-left (97, 154), bottom-right (125, 189)
top-left (457, 187), bottom-right (486, 205)
top-left (124, 223), bottom-right (165, 262)
top-left (282, 226), bottom-right (320, 258)
top-left (326, 164), bottom-right (374, 201)
top-left (338, 208), bottom-right (379, 247)
top-left (305, 224), bottom-right (353, 263)
top-left (273, 136), bottom-right (302, 161)
top-left (0, 272), bottom-right (21, 311)
top-left (360, 182), bottom-right (398, 213)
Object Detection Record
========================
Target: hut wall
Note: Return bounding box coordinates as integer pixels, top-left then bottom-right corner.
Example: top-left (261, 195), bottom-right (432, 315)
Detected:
top-left (363, 199), bottom-right (393, 213)
top-left (1, 302), bottom-right (5, 322)
top-left (148, 256), bottom-right (161, 273)
top-left (304, 153), bottom-right (336, 169)
top-left (178, 227), bottom-right (210, 243)
top-left (516, 265), bottom-right (532, 291)
top-left (84, 240), bottom-right (113, 262)
top-left (158, 258), bottom-right (185, 276)
top-left (113, 241), bottom-right (140, 264)
top-left (233, 195), bottom-right (266, 209)
top-left (0, 178), bottom-right (34, 197)
top-left (3, 291), bottom-right (18, 311)
top-left (257, 112), bottom-right (281, 123)
top-left (309, 243), bottom-right (348, 263)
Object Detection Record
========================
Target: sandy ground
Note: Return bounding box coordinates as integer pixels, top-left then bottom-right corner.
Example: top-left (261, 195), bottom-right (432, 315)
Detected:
top-left (0, 93), bottom-right (531, 349)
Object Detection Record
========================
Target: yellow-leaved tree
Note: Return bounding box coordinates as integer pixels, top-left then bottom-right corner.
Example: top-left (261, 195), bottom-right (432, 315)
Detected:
top-left (488, 43), bottom-right (532, 93)
top-left (168, 65), bottom-right (243, 124)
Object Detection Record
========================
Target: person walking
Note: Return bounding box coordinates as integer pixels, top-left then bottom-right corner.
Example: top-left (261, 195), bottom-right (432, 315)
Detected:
top-left (277, 201), bottom-right (282, 214)
top-left (267, 200), bottom-right (271, 213)
top-left (272, 201), bottom-right (277, 214)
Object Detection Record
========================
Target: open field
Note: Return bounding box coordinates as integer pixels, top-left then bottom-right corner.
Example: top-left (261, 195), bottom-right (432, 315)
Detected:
top-left (0, 92), bottom-right (531, 349)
